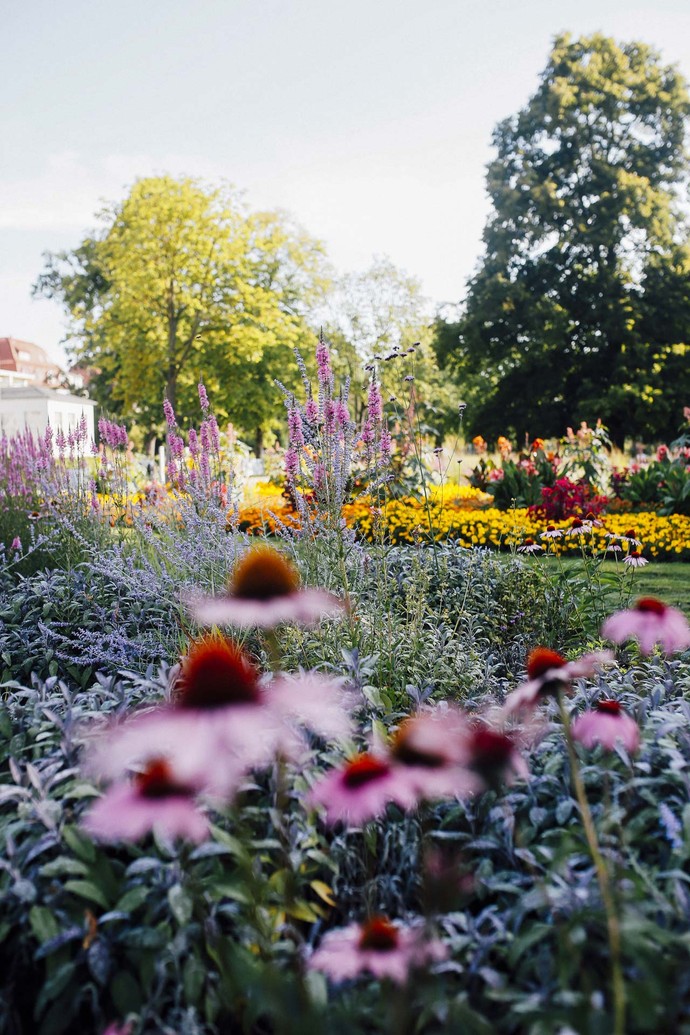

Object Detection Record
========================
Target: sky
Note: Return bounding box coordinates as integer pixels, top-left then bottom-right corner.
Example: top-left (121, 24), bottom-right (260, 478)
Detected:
top-left (2, 0), bottom-right (690, 365)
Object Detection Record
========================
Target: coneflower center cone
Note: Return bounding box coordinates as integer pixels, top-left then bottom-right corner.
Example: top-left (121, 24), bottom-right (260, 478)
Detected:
top-left (342, 755), bottom-right (391, 788)
top-left (230, 546), bottom-right (300, 601)
top-left (358, 917), bottom-right (399, 951)
top-left (176, 638), bottom-right (261, 709)
top-left (135, 759), bottom-right (194, 799)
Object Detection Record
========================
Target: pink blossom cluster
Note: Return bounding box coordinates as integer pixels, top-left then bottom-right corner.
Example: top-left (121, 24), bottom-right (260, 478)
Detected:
top-left (360, 375), bottom-right (392, 470)
top-left (97, 418), bottom-right (128, 450)
top-left (0, 426), bottom-right (55, 498)
top-left (163, 390), bottom-right (226, 502)
top-left (278, 335), bottom-right (359, 525)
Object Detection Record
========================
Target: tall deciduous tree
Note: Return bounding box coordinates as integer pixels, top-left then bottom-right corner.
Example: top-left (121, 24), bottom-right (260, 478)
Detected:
top-left (34, 176), bottom-right (328, 449)
top-left (435, 34), bottom-right (690, 445)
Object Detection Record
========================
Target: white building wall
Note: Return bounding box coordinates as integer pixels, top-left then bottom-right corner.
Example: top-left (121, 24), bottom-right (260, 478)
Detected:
top-left (0, 394), bottom-right (96, 452)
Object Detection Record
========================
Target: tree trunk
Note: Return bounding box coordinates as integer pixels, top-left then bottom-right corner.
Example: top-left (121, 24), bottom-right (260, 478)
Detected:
top-left (254, 426), bottom-right (264, 457)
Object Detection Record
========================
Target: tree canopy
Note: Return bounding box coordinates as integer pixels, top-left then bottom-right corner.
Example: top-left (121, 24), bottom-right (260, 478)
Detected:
top-left (435, 33), bottom-right (690, 445)
top-left (34, 176), bottom-right (328, 449)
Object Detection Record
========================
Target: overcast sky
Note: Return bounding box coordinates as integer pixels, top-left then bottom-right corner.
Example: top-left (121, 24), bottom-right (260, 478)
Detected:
top-left (3, 0), bottom-right (690, 363)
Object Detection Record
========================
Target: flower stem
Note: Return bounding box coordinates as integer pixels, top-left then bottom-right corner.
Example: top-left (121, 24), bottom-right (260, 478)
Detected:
top-left (558, 692), bottom-right (626, 1035)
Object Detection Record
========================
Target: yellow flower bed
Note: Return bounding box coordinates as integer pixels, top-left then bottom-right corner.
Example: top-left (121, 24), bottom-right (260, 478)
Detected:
top-left (237, 486), bottom-right (690, 561)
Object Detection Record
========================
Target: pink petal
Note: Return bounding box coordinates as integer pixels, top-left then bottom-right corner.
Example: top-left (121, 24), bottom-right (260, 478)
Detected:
top-left (187, 588), bottom-right (345, 629)
top-left (82, 784), bottom-right (210, 843)
top-left (268, 672), bottom-right (355, 740)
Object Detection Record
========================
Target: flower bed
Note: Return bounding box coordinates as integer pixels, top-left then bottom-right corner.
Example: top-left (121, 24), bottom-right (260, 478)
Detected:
top-left (238, 488), bottom-right (690, 561)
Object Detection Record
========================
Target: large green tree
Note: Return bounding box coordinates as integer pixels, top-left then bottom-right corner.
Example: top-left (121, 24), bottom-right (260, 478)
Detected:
top-left (34, 176), bottom-right (328, 449)
top-left (435, 34), bottom-right (690, 445)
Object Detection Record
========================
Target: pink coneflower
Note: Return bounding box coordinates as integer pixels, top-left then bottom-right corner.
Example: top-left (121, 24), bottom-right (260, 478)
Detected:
top-left (89, 638), bottom-right (350, 791)
top-left (517, 539), bottom-right (544, 554)
top-left (602, 597), bottom-right (690, 655)
top-left (502, 646), bottom-right (614, 716)
top-left (624, 551), bottom-right (648, 568)
top-left (606, 528), bottom-right (641, 547)
top-left (571, 700), bottom-right (640, 753)
top-left (565, 518), bottom-right (588, 536)
top-left (307, 753), bottom-right (418, 825)
top-left (389, 712), bottom-right (482, 800)
top-left (606, 542), bottom-right (623, 553)
top-left (83, 758), bottom-right (209, 843)
top-left (188, 545), bottom-right (345, 628)
top-left (87, 638), bottom-right (271, 790)
top-left (308, 916), bottom-right (447, 984)
top-left (540, 526), bottom-right (563, 540)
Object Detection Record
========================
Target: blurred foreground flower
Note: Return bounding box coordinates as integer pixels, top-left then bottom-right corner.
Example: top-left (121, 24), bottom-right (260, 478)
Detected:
top-left (88, 637), bottom-right (352, 796)
top-left (308, 916), bottom-right (447, 984)
top-left (602, 597), bottom-right (690, 655)
top-left (389, 711), bottom-right (483, 800)
top-left (307, 753), bottom-right (418, 825)
top-left (465, 722), bottom-right (529, 792)
top-left (503, 647), bottom-right (614, 716)
top-left (571, 700), bottom-right (640, 754)
top-left (188, 544), bottom-right (345, 628)
top-left (83, 758), bottom-right (210, 843)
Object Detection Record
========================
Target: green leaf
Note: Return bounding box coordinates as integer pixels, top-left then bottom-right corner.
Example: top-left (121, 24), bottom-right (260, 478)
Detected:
top-left (115, 885), bottom-right (151, 913)
top-left (110, 970), bottom-right (142, 1016)
top-left (61, 825), bottom-right (96, 863)
top-left (63, 880), bottom-right (110, 910)
top-left (168, 883), bottom-right (193, 926)
top-left (29, 906), bottom-right (59, 945)
top-left (39, 857), bottom-right (89, 879)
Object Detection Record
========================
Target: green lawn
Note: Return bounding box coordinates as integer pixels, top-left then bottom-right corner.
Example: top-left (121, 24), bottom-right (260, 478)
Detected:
top-left (540, 557), bottom-right (690, 616)
top-left (630, 561), bottom-right (690, 615)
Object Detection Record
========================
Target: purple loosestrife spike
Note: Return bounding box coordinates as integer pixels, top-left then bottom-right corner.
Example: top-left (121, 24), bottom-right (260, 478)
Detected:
top-left (163, 398), bottom-right (177, 428)
top-left (288, 407), bottom-right (305, 447)
top-left (367, 378), bottom-right (383, 422)
top-left (284, 447), bottom-right (299, 480)
top-left (199, 450), bottom-right (211, 487)
top-left (316, 337), bottom-right (332, 383)
top-left (200, 420), bottom-right (211, 452)
top-left (208, 415), bottom-right (220, 451)
top-left (305, 396), bottom-right (318, 423)
top-left (170, 433), bottom-right (185, 460)
top-left (336, 399), bottom-right (349, 425)
top-left (198, 382), bottom-right (209, 413)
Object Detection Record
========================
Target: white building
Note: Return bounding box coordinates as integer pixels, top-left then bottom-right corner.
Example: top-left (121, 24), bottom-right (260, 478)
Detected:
top-left (0, 385), bottom-right (96, 448)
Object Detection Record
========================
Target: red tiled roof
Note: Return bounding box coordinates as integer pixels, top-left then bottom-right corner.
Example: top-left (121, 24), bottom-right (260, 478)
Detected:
top-left (0, 337), bottom-right (61, 380)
